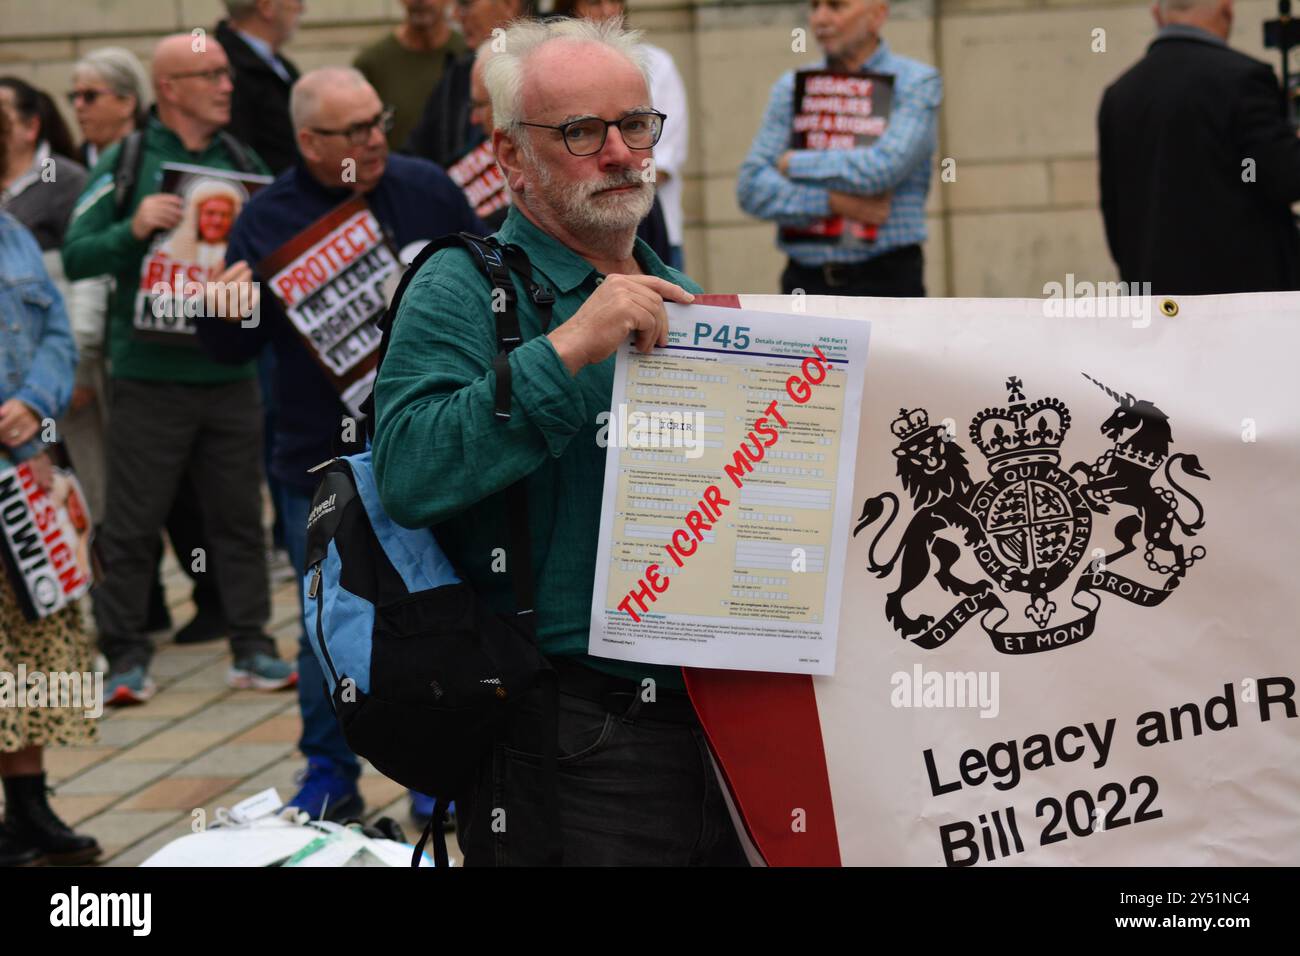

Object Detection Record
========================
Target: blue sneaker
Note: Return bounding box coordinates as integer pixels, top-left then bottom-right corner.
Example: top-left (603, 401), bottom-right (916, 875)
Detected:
top-left (105, 666), bottom-right (157, 706)
top-left (228, 653), bottom-right (298, 691)
top-left (287, 758), bottom-right (364, 822)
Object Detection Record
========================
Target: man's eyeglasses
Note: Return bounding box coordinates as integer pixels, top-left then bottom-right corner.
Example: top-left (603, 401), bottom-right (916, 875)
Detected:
top-left (166, 67), bottom-right (233, 84)
top-left (66, 88), bottom-right (115, 106)
top-left (309, 106), bottom-right (396, 146)
top-left (517, 110), bottom-right (666, 157)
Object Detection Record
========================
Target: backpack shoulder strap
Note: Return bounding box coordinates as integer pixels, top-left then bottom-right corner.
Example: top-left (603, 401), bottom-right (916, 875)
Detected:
top-left (216, 130), bottom-right (259, 174)
top-left (359, 230), bottom-right (547, 631)
top-left (359, 232), bottom-right (502, 435)
top-left (112, 130), bottom-right (146, 221)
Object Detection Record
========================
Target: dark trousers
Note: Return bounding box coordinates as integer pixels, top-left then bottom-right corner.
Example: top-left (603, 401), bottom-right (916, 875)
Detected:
top-left (781, 243), bottom-right (926, 297)
top-left (455, 659), bottom-right (749, 866)
top-left (148, 473), bottom-right (223, 621)
top-left (94, 378), bottom-right (274, 672)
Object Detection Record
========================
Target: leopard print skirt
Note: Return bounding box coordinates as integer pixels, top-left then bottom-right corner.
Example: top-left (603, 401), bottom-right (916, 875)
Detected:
top-left (0, 568), bottom-right (99, 752)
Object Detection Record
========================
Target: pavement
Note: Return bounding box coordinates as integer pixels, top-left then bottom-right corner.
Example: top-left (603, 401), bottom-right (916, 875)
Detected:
top-left (7, 547), bottom-right (460, 867)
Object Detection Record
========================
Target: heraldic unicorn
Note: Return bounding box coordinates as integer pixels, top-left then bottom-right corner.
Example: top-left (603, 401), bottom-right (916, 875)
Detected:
top-left (854, 374), bottom-right (1209, 655)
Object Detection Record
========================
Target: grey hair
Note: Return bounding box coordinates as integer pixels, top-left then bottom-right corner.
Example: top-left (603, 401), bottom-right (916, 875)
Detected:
top-left (1157, 0), bottom-right (1218, 10)
top-left (290, 66), bottom-right (371, 130)
top-left (223, 0), bottom-right (261, 19)
top-left (483, 16), bottom-right (650, 130)
top-left (74, 47), bottom-right (151, 123)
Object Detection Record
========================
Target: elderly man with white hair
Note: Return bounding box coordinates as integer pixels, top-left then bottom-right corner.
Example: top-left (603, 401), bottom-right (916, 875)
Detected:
top-left (196, 65), bottom-right (482, 825)
top-left (372, 17), bottom-right (747, 866)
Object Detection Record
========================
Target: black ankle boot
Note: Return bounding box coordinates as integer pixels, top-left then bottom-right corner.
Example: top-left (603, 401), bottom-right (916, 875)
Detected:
top-left (0, 822), bottom-right (44, 867)
top-left (2, 774), bottom-right (100, 866)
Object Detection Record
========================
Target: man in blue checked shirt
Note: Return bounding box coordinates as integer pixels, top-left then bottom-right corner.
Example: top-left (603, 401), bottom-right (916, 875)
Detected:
top-left (737, 0), bottom-right (942, 297)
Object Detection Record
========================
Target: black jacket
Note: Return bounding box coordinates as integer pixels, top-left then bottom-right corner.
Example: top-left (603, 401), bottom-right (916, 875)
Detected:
top-left (402, 50), bottom-right (478, 169)
top-left (215, 19), bottom-right (301, 175)
top-left (1098, 31), bottom-right (1300, 294)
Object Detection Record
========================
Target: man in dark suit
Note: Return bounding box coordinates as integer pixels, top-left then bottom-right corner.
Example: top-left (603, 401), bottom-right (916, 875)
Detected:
top-left (1098, 0), bottom-right (1300, 294)
top-left (216, 0), bottom-right (303, 175)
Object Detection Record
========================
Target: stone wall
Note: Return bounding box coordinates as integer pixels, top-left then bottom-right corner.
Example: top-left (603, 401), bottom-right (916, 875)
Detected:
top-left (1, 0), bottom-right (1292, 295)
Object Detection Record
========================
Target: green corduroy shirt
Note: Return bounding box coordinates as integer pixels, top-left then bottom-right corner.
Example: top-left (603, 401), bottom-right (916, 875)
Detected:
top-left (373, 207), bottom-right (701, 690)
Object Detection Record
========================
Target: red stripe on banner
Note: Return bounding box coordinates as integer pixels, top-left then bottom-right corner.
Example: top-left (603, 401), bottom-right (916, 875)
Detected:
top-left (681, 293), bottom-right (840, 865)
top-left (685, 669), bottom-right (841, 866)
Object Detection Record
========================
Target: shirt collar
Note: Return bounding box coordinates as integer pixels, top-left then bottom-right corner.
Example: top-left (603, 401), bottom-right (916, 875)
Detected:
top-left (816, 38), bottom-right (894, 76)
top-left (495, 206), bottom-right (665, 294)
top-left (1, 141), bottom-right (51, 202)
top-left (1155, 23), bottom-right (1226, 47)
top-left (864, 37), bottom-right (893, 72)
top-left (240, 28), bottom-right (286, 66)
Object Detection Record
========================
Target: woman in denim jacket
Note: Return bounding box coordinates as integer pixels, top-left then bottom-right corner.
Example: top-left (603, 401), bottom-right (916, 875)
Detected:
top-left (0, 207), bottom-right (102, 866)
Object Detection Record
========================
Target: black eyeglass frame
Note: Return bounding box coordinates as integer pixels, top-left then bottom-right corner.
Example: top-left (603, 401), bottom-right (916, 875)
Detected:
top-left (516, 110), bottom-right (667, 157)
top-left (309, 106), bottom-right (397, 147)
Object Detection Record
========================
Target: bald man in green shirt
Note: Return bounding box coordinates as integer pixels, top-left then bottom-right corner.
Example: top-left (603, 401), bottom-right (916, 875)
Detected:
top-left (372, 18), bottom-right (748, 866)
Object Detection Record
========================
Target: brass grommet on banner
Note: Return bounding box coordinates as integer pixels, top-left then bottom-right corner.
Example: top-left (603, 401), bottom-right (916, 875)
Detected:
top-left (1160, 298), bottom-right (1179, 317)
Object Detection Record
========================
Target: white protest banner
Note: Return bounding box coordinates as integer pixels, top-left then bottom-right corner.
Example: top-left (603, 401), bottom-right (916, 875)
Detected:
top-left (258, 197), bottom-right (400, 417)
top-left (683, 291), bottom-right (1300, 867)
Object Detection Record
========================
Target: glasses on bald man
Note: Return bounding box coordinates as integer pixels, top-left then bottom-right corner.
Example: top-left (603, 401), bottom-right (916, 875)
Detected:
top-left (166, 66), bottom-right (233, 84)
top-left (310, 106), bottom-right (396, 147)
top-left (517, 110), bottom-right (666, 157)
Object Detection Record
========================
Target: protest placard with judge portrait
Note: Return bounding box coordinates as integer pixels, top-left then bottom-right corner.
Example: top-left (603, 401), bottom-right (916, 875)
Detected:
top-left (133, 162), bottom-right (271, 343)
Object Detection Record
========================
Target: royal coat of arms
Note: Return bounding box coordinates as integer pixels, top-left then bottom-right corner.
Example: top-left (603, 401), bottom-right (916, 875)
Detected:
top-left (854, 375), bottom-right (1209, 654)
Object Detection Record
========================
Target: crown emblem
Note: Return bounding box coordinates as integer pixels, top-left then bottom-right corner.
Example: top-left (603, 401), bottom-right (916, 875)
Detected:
top-left (969, 376), bottom-right (1071, 472)
top-left (890, 407), bottom-right (931, 442)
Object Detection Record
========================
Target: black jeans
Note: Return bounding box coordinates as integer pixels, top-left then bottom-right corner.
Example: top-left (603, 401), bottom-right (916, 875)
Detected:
top-left (94, 378), bottom-right (274, 671)
top-left (781, 243), bottom-right (926, 297)
top-left (455, 662), bottom-right (749, 866)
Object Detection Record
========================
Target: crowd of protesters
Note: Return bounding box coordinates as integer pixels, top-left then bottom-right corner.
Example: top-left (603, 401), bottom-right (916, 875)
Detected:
top-left (1, 0), bottom-right (1297, 867)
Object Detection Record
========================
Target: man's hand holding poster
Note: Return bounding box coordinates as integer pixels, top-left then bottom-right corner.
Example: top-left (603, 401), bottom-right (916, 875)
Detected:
top-left (257, 197), bottom-right (402, 418)
top-left (134, 163), bottom-right (271, 342)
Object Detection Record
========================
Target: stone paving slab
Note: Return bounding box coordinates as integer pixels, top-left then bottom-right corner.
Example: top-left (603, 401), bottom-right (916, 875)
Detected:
top-left (81, 809), bottom-right (183, 856)
top-left (93, 717), bottom-right (172, 748)
top-left (121, 776), bottom-right (243, 812)
top-left (43, 746), bottom-right (118, 784)
top-left (117, 729), bottom-right (229, 762)
top-left (229, 713), bottom-right (302, 745)
top-left (174, 742), bottom-right (295, 778)
top-left (56, 759), bottom-right (181, 796)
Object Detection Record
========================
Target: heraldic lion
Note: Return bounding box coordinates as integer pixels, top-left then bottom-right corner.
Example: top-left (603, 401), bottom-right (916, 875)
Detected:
top-left (854, 410), bottom-right (991, 638)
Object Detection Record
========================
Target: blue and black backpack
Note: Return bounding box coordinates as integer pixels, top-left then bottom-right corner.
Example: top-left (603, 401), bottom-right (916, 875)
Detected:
top-left (302, 233), bottom-right (562, 867)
